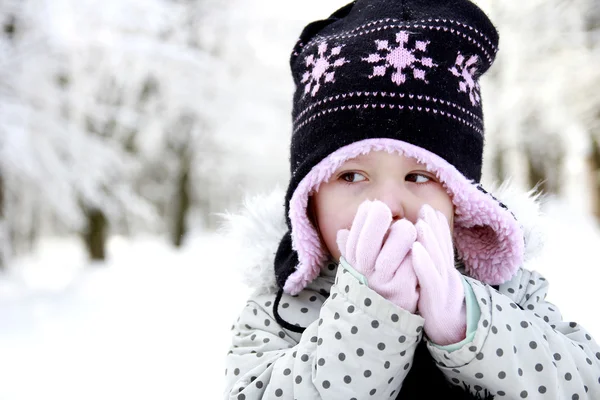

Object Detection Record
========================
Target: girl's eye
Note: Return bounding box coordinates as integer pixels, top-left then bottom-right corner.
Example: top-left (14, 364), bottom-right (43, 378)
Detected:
top-left (406, 173), bottom-right (433, 184)
top-left (340, 172), bottom-right (366, 184)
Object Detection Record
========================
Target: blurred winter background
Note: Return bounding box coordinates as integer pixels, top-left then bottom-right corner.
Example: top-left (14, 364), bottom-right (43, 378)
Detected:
top-left (0, 0), bottom-right (599, 398)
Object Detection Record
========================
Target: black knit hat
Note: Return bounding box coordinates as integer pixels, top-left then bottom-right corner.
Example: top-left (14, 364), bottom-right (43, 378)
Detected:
top-left (275, 0), bottom-right (523, 295)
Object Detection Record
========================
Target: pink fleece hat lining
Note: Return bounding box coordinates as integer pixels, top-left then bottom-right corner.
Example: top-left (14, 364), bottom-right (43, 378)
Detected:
top-left (283, 138), bottom-right (524, 295)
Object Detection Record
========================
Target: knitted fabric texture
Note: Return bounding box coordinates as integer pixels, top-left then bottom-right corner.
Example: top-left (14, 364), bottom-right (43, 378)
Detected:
top-left (275, 0), bottom-right (524, 294)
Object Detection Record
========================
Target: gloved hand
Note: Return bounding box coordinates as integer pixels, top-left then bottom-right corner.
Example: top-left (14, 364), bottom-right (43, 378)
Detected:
top-left (411, 204), bottom-right (466, 345)
top-left (336, 200), bottom-right (419, 313)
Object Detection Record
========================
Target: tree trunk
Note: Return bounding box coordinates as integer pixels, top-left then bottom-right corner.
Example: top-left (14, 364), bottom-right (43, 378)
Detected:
top-left (82, 208), bottom-right (108, 261)
top-left (493, 147), bottom-right (506, 184)
top-left (589, 136), bottom-right (600, 219)
top-left (172, 164), bottom-right (190, 248)
top-left (0, 174), bottom-right (5, 270)
top-left (526, 150), bottom-right (548, 194)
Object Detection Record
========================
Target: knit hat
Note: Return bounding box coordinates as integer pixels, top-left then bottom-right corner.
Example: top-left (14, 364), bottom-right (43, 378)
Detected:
top-left (275, 0), bottom-right (524, 295)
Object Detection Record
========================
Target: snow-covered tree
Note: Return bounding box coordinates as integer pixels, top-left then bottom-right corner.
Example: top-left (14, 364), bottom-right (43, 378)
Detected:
top-left (477, 0), bottom-right (600, 217)
top-left (1, 0), bottom-right (165, 260)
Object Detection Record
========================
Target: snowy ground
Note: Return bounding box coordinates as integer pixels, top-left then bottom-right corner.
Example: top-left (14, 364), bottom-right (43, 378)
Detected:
top-left (0, 233), bottom-right (252, 400)
top-left (0, 197), bottom-right (599, 400)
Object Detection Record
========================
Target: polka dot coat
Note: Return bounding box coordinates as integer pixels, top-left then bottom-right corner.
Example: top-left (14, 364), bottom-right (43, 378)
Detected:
top-left (224, 261), bottom-right (600, 399)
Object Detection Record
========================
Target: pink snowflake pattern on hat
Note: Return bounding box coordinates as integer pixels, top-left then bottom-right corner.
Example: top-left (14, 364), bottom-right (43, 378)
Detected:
top-left (363, 31), bottom-right (437, 85)
top-left (449, 53), bottom-right (481, 106)
top-left (302, 42), bottom-right (348, 97)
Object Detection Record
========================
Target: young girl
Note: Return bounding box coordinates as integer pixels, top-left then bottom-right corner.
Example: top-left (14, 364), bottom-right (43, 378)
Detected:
top-left (223, 0), bottom-right (600, 398)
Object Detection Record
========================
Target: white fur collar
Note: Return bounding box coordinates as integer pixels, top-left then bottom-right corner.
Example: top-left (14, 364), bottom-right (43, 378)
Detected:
top-left (218, 182), bottom-right (547, 294)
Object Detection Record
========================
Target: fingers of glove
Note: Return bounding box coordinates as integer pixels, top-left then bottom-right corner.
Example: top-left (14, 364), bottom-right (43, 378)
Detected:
top-left (354, 200), bottom-right (393, 275)
top-left (415, 218), bottom-right (446, 279)
top-left (370, 253), bottom-right (418, 292)
top-left (418, 206), bottom-right (455, 280)
top-left (393, 259), bottom-right (419, 314)
top-left (391, 256), bottom-right (419, 296)
top-left (417, 203), bottom-right (437, 226)
top-left (345, 200), bottom-right (373, 260)
top-left (411, 241), bottom-right (443, 312)
top-left (370, 259), bottom-right (419, 313)
top-left (425, 279), bottom-right (467, 345)
top-left (375, 219), bottom-right (416, 281)
top-left (391, 286), bottom-right (419, 314)
top-left (434, 209), bottom-right (454, 263)
top-left (336, 229), bottom-right (350, 261)
top-left (446, 267), bottom-right (466, 300)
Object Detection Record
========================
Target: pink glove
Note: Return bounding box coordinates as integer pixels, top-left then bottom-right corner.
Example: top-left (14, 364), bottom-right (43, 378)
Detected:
top-left (336, 200), bottom-right (419, 313)
top-left (411, 204), bottom-right (466, 345)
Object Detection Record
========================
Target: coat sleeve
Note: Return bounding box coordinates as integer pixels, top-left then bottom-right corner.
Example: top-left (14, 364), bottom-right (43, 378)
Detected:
top-left (224, 267), bottom-right (425, 399)
top-left (426, 268), bottom-right (600, 399)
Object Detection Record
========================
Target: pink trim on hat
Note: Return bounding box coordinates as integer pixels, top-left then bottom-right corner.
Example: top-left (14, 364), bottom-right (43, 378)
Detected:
top-left (283, 138), bottom-right (524, 295)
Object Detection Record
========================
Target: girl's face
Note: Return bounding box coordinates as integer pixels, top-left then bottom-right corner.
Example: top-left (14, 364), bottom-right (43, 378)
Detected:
top-left (310, 150), bottom-right (454, 261)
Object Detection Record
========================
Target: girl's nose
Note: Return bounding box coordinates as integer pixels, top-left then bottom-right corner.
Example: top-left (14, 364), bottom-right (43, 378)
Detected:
top-left (375, 185), bottom-right (407, 221)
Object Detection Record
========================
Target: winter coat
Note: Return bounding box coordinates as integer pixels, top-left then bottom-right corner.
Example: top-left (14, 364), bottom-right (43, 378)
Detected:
top-left (222, 186), bottom-right (600, 399)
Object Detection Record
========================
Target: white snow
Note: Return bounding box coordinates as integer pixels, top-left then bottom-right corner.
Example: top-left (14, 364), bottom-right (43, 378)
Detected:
top-left (0, 234), bottom-right (252, 400)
